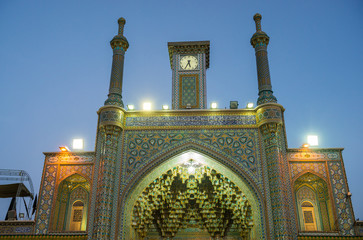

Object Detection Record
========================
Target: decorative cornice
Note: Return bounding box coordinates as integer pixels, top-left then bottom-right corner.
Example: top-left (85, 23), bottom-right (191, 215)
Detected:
top-left (168, 41), bottom-right (210, 69)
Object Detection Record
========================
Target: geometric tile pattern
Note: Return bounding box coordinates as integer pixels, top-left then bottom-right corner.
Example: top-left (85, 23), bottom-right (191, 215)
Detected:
top-left (59, 165), bottom-right (93, 182)
top-left (34, 165), bottom-right (58, 234)
top-left (122, 129), bottom-right (261, 186)
top-left (290, 162), bottom-right (327, 180)
top-left (260, 122), bottom-right (297, 239)
top-left (328, 162), bottom-right (355, 236)
top-left (181, 75), bottom-right (198, 107)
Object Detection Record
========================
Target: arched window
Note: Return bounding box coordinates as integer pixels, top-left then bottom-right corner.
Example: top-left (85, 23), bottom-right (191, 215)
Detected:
top-left (301, 201), bottom-right (317, 231)
top-left (69, 201), bottom-right (84, 231)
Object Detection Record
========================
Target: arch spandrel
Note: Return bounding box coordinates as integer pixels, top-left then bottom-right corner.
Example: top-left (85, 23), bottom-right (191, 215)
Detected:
top-left (117, 145), bottom-right (266, 239)
top-left (121, 129), bottom-right (263, 190)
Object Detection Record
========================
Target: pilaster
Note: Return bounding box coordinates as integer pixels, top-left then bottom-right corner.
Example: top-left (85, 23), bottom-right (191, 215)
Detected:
top-left (258, 104), bottom-right (297, 239)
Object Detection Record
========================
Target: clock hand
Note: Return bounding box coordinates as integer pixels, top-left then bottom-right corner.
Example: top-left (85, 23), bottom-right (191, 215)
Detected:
top-left (185, 60), bottom-right (191, 68)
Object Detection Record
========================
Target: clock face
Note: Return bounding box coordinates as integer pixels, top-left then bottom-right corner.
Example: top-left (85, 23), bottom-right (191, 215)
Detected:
top-left (180, 55), bottom-right (198, 70)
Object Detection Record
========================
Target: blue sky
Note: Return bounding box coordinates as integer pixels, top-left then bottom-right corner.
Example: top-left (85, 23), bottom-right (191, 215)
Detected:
top-left (0, 1), bottom-right (362, 220)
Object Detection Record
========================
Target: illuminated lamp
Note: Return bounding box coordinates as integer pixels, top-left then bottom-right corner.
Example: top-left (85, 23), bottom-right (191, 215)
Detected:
top-left (246, 102), bottom-right (254, 109)
top-left (211, 102), bottom-right (217, 109)
top-left (162, 105), bottom-right (169, 110)
top-left (188, 166), bottom-right (196, 174)
top-left (143, 102), bottom-right (151, 111)
top-left (302, 143), bottom-right (309, 148)
top-left (73, 139), bottom-right (84, 150)
top-left (307, 135), bottom-right (318, 146)
top-left (59, 146), bottom-right (70, 152)
top-left (127, 105), bottom-right (135, 110)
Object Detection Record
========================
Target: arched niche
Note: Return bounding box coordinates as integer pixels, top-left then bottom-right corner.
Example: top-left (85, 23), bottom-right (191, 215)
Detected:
top-left (52, 174), bottom-right (90, 232)
top-left (294, 173), bottom-right (335, 232)
top-left (121, 149), bottom-right (264, 239)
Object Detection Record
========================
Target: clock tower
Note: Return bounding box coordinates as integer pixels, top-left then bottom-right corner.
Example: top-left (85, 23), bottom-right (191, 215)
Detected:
top-left (168, 41), bottom-right (210, 109)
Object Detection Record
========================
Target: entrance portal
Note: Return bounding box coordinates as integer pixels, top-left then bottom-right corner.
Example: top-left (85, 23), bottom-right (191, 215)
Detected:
top-left (132, 160), bottom-right (253, 239)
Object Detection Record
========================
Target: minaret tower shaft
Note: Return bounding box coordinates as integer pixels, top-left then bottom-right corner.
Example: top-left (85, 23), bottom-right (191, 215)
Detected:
top-left (104, 17), bottom-right (129, 107)
top-left (89, 18), bottom-right (128, 240)
top-left (250, 13), bottom-right (277, 105)
top-left (252, 13), bottom-right (297, 239)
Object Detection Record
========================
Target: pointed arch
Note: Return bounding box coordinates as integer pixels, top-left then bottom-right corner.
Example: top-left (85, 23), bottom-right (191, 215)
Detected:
top-left (293, 172), bottom-right (336, 232)
top-left (116, 141), bottom-right (266, 239)
top-left (51, 173), bottom-right (90, 232)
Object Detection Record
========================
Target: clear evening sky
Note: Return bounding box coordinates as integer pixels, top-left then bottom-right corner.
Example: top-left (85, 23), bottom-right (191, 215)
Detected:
top-left (0, 1), bottom-right (362, 219)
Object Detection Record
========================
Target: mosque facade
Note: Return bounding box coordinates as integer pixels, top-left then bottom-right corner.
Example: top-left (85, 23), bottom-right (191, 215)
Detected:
top-left (0, 14), bottom-right (362, 240)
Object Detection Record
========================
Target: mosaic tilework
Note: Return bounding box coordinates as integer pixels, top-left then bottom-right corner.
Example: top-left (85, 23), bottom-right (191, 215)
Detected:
top-left (117, 134), bottom-right (266, 240)
top-left (290, 162), bottom-right (327, 180)
top-left (256, 106), bottom-right (282, 126)
top-left (260, 122), bottom-right (297, 239)
top-left (99, 107), bottom-right (124, 128)
top-left (172, 52), bottom-right (207, 109)
top-left (35, 165), bottom-right (58, 234)
top-left (288, 151), bottom-right (341, 161)
top-left (328, 162), bottom-right (355, 235)
top-left (59, 165), bottom-right (93, 182)
top-left (92, 126), bottom-right (122, 239)
top-left (0, 221), bottom-right (34, 234)
top-left (180, 75), bottom-right (198, 107)
top-left (122, 129), bottom-right (261, 186)
top-left (86, 130), bottom-right (105, 239)
top-left (125, 114), bottom-right (256, 128)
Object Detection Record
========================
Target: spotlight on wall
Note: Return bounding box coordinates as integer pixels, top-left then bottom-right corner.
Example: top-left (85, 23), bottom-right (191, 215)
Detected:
top-left (307, 135), bottom-right (318, 146)
top-left (143, 102), bottom-right (151, 111)
top-left (59, 146), bottom-right (70, 152)
top-left (73, 139), bottom-right (84, 150)
top-left (246, 102), bottom-right (254, 109)
top-left (230, 101), bottom-right (239, 109)
top-left (162, 105), bottom-right (169, 110)
top-left (127, 105), bottom-right (135, 110)
top-left (211, 102), bottom-right (217, 109)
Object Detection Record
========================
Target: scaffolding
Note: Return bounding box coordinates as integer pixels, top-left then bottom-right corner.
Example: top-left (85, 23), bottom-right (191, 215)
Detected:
top-left (0, 169), bottom-right (35, 220)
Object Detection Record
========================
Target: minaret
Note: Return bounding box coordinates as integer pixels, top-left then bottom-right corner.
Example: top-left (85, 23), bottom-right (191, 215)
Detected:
top-left (89, 18), bottom-right (128, 239)
top-left (252, 14), bottom-right (297, 239)
top-left (250, 13), bottom-right (277, 105)
top-left (104, 17), bottom-right (129, 107)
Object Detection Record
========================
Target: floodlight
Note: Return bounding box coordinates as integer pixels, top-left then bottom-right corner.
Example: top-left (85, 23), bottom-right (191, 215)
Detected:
top-left (246, 102), bottom-right (254, 109)
top-left (211, 102), bottom-right (217, 109)
top-left (59, 146), bottom-right (70, 152)
top-left (143, 102), bottom-right (151, 111)
top-left (73, 139), bottom-right (84, 150)
top-left (162, 105), bottom-right (169, 110)
top-left (127, 105), bottom-right (135, 110)
top-left (307, 135), bottom-right (318, 146)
